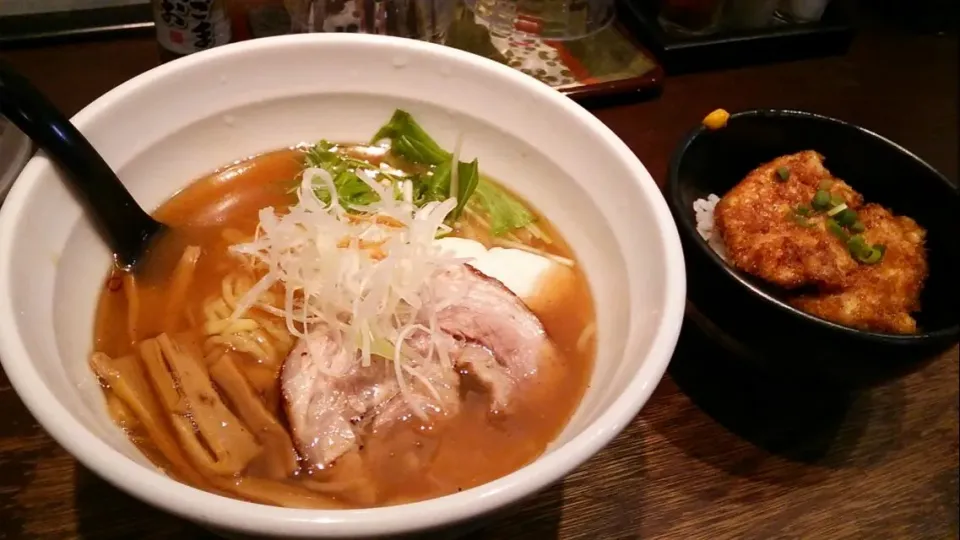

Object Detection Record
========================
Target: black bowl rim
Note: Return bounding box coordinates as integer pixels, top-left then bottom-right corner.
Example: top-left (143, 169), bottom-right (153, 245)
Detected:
top-left (667, 108), bottom-right (960, 345)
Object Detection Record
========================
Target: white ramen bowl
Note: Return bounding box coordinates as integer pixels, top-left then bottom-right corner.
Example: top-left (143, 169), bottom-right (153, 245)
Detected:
top-left (0, 34), bottom-right (684, 538)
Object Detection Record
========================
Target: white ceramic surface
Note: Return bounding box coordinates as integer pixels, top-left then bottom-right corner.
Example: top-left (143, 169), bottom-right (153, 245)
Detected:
top-left (0, 34), bottom-right (685, 538)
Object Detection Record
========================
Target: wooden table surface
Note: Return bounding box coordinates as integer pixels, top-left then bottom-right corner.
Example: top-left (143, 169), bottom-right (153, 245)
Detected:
top-left (1, 15), bottom-right (958, 540)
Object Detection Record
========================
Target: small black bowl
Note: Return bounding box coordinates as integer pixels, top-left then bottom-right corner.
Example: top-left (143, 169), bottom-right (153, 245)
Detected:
top-left (667, 109), bottom-right (960, 388)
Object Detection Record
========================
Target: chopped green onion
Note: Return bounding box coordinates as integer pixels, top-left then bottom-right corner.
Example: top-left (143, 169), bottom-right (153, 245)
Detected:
top-left (812, 190), bottom-right (832, 210)
top-left (843, 234), bottom-right (886, 265)
top-left (836, 208), bottom-right (858, 226)
top-left (792, 214), bottom-right (815, 227)
top-left (850, 220), bottom-right (866, 233)
top-left (776, 166), bottom-right (790, 181)
top-left (826, 218), bottom-right (849, 241)
top-left (856, 244), bottom-right (885, 265)
top-left (829, 194), bottom-right (844, 207)
top-left (819, 179), bottom-right (834, 190)
top-left (795, 204), bottom-right (812, 217)
top-left (859, 250), bottom-right (882, 264)
top-left (826, 202), bottom-right (848, 217)
top-left (847, 234), bottom-right (868, 255)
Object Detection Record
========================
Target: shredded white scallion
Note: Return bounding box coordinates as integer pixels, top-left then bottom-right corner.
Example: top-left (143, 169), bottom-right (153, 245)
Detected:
top-left (827, 203), bottom-right (847, 216)
top-left (228, 162), bottom-right (464, 413)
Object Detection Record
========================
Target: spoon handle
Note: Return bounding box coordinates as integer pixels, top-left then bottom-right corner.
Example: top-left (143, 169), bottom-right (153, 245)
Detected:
top-left (0, 61), bottom-right (162, 269)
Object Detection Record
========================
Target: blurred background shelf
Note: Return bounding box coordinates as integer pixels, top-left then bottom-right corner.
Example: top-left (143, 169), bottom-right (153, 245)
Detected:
top-left (617, 0), bottom-right (857, 74)
top-left (0, 1), bottom-right (665, 105)
top-left (0, 1), bottom-right (152, 47)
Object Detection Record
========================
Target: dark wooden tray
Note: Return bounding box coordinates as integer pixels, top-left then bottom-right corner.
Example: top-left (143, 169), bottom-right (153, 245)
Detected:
top-left (617, 0), bottom-right (857, 74)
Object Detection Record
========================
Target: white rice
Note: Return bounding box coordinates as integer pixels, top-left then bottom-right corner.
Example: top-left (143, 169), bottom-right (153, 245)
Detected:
top-left (692, 194), bottom-right (728, 261)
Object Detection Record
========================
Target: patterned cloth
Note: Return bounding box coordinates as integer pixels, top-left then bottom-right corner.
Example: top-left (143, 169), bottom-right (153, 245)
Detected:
top-left (494, 34), bottom-right (579, 88)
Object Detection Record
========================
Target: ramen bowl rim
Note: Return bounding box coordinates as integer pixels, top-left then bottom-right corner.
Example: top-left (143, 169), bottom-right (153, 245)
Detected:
top-left (0, 34), bottom-right (685, 538)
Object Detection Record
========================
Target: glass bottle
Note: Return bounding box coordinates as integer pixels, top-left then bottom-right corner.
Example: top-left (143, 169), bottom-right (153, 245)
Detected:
top-left (724, 0), bottom-right (779, 29)
top-left (153, 0), bottom-right (233, 62)
top-left (776, 0), bottom-right (832, 23)
top-left (463, 0), bottom-right (616, 41)
top-left (658, 0), bottom-right (727, 36)
top-left (285, 0), bottom-right (456, 43)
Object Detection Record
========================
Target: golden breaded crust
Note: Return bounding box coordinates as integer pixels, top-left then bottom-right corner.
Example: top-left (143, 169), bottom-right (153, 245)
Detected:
top-left (715, 151), bottom-right (863, 290)
top-left (789, 204), bottom-right (928, 334)
top-left (716, 151), bottom-right (929, 334)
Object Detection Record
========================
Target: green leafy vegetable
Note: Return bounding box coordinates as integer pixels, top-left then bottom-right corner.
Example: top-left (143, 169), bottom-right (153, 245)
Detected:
top-left (370, 109), bottom-right (525, 233)
top-left (454, 159), bottom-right (480, 219)
top-left (298, 109), bottom-right (539, 237)
top-left (469, 179), bottom-right (536, 236)
top-left (305, 140), bottom-right (342, 168)
top-left (303, 140), bottom-right (382, 207)
top-left (412, 162), bottom-right (450, 206)
top-left (370, 110), bottom-right (451, 166)
top-left (305, 140), bottom-right (382, 173)
top-left (410, 158), bottom-right (478, 219)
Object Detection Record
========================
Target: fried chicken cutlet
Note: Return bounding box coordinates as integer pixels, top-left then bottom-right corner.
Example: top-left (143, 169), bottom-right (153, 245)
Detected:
top-left (714, 151), bottom-right (863, 290)
top-left (714, 151), bottom-right (928, 334)
top-left (790, 204), bottom-right (928, 334)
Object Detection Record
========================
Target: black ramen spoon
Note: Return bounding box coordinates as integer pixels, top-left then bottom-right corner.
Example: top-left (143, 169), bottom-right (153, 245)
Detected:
top-left (0, 60), bottom-right (165, 271)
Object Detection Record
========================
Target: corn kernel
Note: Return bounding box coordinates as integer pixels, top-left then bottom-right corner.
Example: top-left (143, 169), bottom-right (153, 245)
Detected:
top-left (702, 109), bottom-right (730, 130)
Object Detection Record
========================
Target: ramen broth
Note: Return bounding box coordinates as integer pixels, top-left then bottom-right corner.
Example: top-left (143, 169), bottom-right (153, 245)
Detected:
top-left (91, 145), bottom-right (595, 508)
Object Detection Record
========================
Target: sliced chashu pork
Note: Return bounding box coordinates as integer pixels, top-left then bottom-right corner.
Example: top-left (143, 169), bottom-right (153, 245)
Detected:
top-left (282, 262), bottom-right (558, 470)
top-left (430, 264), bottom-right (557, 405)
top-left (281, 329), bottom-right (460, 468)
